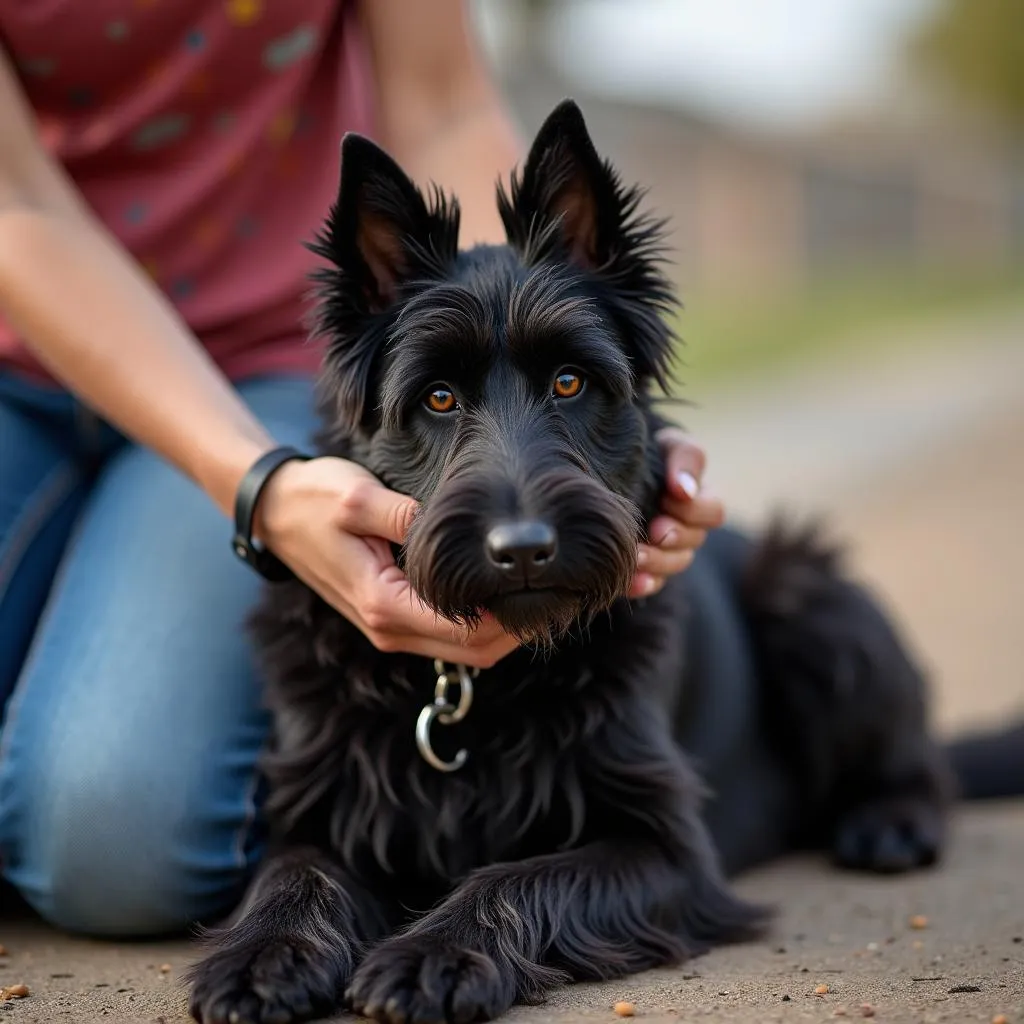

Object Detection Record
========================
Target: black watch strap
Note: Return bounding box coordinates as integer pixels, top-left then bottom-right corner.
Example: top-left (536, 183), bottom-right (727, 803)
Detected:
top-left (232, 446), bottom-right (311, 582)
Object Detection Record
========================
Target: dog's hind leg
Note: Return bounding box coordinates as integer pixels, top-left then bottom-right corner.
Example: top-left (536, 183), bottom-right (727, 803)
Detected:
top-left (186, 847), bottom-right (390, 1024)
top-left (739, 520), bottom-right (955, 873)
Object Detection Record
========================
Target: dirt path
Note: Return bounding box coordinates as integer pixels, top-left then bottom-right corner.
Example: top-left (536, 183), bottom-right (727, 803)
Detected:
top-left (0, 803), bottom-right (1018, 1024)
top-left (838, 400), bottom-right (1024, 735)
top-left (683, 309), bottom-right (1024, 734)
top-left (0, 313), bottom-right (1021, 1024)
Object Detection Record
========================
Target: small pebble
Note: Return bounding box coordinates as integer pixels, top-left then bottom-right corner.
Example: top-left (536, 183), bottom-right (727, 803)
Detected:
top-left (613, 1001), bottom-right (635, 1017)
top-left (815, 984), bottom-right (831, 995)
top-left (909, 915), bottom-right (929, 930)
top-left (866, 942), bottom-right (879, 952)
top-left (992, 1015), bottom-right (1009, 1024)
top-left (781, 995), bottom-right (791, 1002)
top-left (860, 1003), bottom-right (876, 1018)
top-left (0, 946), bottom-right (7, 956)
top-left (834, 1008), bottom-right (848, 1017)
top-left (159, 963), bottom-right (172, 974)
top-left (0, 984), bottom-right (29, 1000)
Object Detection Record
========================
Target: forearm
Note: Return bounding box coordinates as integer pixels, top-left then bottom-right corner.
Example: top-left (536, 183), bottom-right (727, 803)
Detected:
top-left (381, 94), bottom-right (523, 246)
top-left (0, 205), bottom-right (273, 516)
top-left (361, 0), bottom-right (524, 246)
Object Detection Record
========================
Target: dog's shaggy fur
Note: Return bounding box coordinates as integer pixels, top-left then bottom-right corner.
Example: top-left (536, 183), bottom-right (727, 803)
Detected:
top-left (188, 101), bottom-right (961, 1024)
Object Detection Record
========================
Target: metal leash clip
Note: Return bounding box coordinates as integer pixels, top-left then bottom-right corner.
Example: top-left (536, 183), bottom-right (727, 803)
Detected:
top-left (415, 659), bottom-right (478, 772)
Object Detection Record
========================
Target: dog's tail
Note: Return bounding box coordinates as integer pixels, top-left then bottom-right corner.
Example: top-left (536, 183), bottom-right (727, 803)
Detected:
top-left (944, 724), bottom-right (1024, 801)
top-left (735, 516), bottom-right (1024, 803)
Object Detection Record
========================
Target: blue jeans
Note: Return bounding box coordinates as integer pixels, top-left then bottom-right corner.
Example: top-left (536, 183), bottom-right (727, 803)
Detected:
top-left (0, 370), bottom-right (318, 936)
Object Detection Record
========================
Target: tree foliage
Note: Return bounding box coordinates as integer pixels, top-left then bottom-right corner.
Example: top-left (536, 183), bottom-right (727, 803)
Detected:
top-left (911, 0), bottom-right (1024, 126)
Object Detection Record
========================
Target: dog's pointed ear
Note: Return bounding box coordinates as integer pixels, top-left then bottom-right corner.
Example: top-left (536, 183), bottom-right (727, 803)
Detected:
top-left (314, 133), bottom-right (457, 311)
top-left (309, 134), bottom-right (460, 429)
top-left (499, 101), bottom-right (678, 391)
top-left (500, 99), bottom-right (619, 270)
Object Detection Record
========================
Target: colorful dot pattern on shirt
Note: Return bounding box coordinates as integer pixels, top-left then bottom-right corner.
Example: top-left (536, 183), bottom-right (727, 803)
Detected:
top-left (0, 0), bottom-right (377, 385)
top-left (263, 24), bottom-right (319, 71)
top-left (226, 0), bottom-right (264, 26)
top-left (106, 20), bottom-right (131, 41)
top-left (124, 201), bottom-right (149, 225)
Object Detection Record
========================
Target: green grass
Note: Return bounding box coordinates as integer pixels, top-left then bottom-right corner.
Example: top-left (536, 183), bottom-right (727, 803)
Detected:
top-left (669, 265), bottom-right (1024, 390)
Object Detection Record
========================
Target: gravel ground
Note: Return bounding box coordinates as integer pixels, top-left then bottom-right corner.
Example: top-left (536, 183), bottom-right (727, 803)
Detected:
top-left (0, 805), bottom-right (1019, 1024)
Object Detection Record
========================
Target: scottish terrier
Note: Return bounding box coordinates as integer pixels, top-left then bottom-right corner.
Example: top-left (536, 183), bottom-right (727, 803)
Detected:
top-left (188, 100), bottom-right (983, 1024)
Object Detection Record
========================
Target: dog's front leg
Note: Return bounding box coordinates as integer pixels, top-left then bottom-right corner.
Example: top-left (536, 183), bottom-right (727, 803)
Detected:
top-left (348, 836), bottom-right (764, 1024)
top-left (187, 846), bottom-right (389, 1024)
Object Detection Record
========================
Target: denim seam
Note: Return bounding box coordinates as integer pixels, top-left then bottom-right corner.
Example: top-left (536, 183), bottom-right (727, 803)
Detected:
top-left (0, 462), bottom-right (82, 606)
top-left (232, 748), bottom-right (265, 873)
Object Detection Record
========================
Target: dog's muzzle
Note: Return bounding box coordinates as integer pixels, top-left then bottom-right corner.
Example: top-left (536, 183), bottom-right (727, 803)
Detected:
top-left (403, 464), bottom-right (641, 642)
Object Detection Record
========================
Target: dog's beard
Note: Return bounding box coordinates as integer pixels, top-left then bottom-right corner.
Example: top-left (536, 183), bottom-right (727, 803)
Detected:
top-left (404, 469), bottom-right (641, 647)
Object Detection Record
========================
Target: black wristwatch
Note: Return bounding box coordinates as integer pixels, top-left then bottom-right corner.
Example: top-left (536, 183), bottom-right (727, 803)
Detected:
top-left (231, 446), bottom-right (312, 581)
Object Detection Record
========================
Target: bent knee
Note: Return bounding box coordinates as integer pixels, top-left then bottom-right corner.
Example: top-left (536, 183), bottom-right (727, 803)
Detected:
top-left (36, 843), bottom-right (242, 937)
top-left (31, 863), bottom-right (223, 938)
top-left (0, 751), bottom-right (255, 937)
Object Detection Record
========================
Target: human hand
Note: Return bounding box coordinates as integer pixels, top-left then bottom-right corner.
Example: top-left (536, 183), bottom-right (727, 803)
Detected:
top-left (629, 428), bottom-right (725, 598)
top-left (254, 457), bottom-right (519, 669)
top-left (254, 434), bottom-right (721, 662)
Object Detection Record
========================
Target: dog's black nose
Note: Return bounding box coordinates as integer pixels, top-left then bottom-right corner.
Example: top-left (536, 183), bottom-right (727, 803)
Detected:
top-left (485, 521), bottom-right (557, 582)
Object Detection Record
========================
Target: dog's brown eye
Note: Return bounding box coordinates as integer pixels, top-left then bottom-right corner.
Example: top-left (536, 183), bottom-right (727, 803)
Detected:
top-left (552, 371), bottom-right (584, 399)
top-left (424, 387), bottom-right (458, 413)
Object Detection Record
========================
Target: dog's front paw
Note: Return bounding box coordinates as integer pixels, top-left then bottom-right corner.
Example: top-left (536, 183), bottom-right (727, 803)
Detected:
top-left (347, 936), bottom-right (512, 1024)
top-left (187, 938), bottom-right (347, 1024)
top-left (834, 797), bottom-right (944, 874)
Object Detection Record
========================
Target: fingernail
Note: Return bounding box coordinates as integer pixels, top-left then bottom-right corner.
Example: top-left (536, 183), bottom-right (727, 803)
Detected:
top-left (640, 574), bottom-right (656, 596)
top-left (637, 548), bottom-right (649, 568)
top-left (677, 470), bottom-right (699, 499)
top-left (657, 528), bottom-right (679, 548)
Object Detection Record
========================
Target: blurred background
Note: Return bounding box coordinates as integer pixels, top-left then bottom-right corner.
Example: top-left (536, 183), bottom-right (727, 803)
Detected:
top-left (472, 0), bottom-right (1024, 737)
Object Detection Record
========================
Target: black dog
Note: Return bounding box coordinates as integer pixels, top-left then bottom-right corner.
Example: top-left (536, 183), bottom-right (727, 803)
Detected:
top-left (187, 100), bottom-right (1005, 1024)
